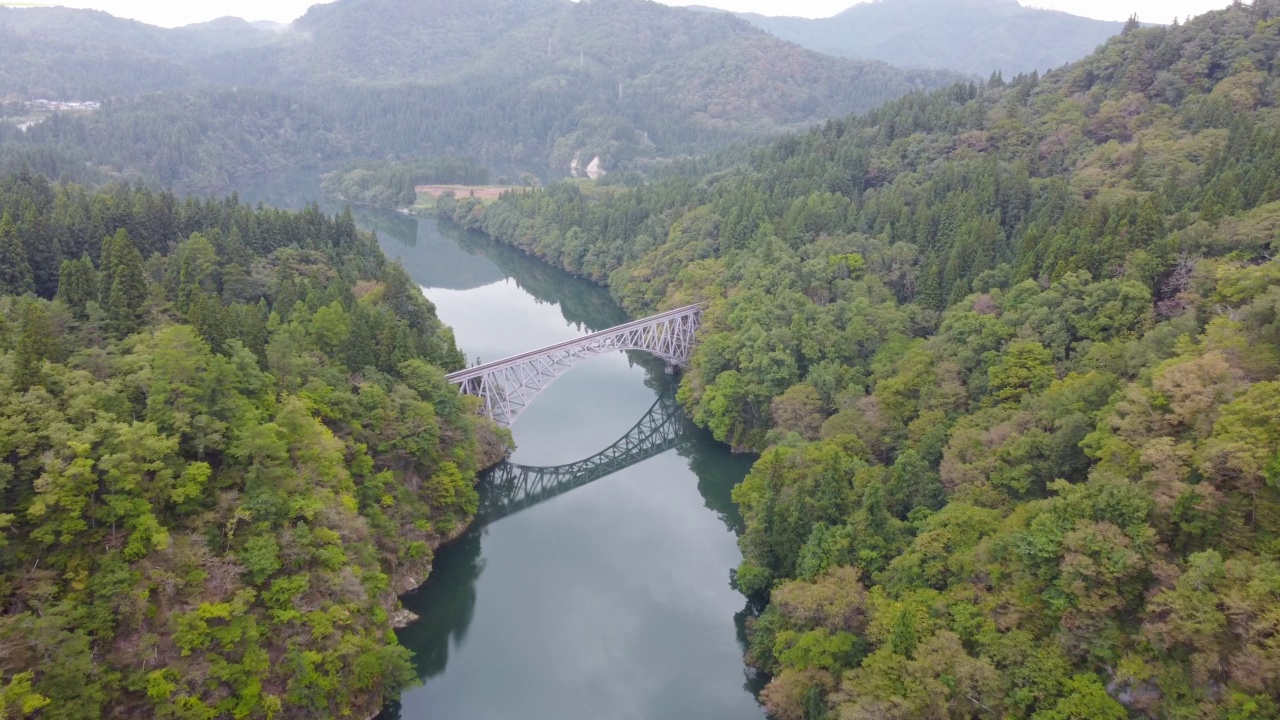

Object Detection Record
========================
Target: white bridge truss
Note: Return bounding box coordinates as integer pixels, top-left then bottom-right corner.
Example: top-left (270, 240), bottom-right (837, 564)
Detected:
top-left (445, 304), bottom-right (703, 426)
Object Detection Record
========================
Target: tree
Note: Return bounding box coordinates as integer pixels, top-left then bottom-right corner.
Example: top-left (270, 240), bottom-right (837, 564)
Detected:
top-left (170, 233), bottom-right (219, 311)
top-left (0, 671), bottom-right (52, 718)
top-left (104, 230), bottom-right (147, 337)
top-left (55, 256), bottom-right (98, 320)
top-left (309, 301), bottom-right (350, 356)
top-left (11, 300), bottom-right (55, 391)
top-left (989, 340), bottom-right (1054, 405)
top-left (771, 383), bottom-right (826, 440)
top-left (0, 213), bottom-right (34, 296)
top-left (1031, 674), bottom-right (1127, 720)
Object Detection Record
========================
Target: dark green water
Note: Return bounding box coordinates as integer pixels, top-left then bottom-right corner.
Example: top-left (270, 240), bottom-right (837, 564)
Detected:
top-left (380, 218), bottom-right (767, 720)
top-left (241, 179), bottom-right (766, 719)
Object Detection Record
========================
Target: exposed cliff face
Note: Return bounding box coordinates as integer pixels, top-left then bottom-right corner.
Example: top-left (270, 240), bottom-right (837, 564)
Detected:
top-left (570, 152), bottom-right (607, 180)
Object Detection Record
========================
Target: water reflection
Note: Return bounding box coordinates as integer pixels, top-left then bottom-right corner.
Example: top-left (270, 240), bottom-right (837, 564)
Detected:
top-left (396, 367), bottom-right (761, 690)
top-left (238, 175), bottom-right (764, 719)
top-left (476, 386), bottom-right (690, 523)
top-left (444, 224), bottom-right (630, 332)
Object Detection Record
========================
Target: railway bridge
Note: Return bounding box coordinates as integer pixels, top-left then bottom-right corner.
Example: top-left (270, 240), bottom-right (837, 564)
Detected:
top-left (444, 304), bottom-right (703, 426)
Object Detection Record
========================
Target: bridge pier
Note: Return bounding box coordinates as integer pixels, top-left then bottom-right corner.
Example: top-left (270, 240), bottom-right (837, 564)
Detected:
top-left (664, 363), bottom-right (676, 375)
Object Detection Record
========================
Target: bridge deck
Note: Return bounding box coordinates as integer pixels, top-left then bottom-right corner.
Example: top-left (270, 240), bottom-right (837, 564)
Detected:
top-left (445, 304), bottom-right (703, 383)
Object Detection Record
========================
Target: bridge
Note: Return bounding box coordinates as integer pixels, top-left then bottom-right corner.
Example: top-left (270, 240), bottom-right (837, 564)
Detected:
top-left (475, 390), bottom-right (691, 522)
top-left (445, 304), bottom-right (703, 426)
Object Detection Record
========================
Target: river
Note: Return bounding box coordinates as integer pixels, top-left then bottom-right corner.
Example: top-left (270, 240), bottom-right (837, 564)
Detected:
top-left (326, 205), bottom-right (768, 719)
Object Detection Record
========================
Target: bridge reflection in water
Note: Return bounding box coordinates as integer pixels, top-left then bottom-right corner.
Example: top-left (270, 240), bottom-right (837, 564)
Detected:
top-left (475, 389), bottom-right (691, 524)
top-left (385, 380), bottom-right (764, 717)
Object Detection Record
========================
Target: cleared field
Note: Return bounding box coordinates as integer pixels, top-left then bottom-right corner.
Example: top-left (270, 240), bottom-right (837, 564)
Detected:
top-left (415, 185), bottom-right (513, 201)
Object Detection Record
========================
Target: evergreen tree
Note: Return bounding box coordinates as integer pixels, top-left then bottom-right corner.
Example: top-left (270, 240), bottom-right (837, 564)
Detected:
top-left (12, 300), bottom-right (54, 391)
top-left (1128, 138), bottom-right (1149, 190)
top-left (187, 289), bottom-right (230, 353)
top-left (19, 200), bottom-right (57, 298)
top-left (55, 255), bottom-right (98, 320)
top-left (104, 231), bottom-right (147, 337)
top-left (0, 213), bottom-right (34, 296)
top-left (97, 231), bottom-right (119, 307)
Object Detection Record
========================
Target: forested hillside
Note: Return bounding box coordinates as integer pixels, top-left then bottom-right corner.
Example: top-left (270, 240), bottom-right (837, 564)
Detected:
top-left (322, 158), bottom-right (491, 209)
top-left (730, 0), bottom-right (1127, 76)
top-left (0, 0), bottom-right (960, 194)
top-left (463, 2), bottom-right (1280, 716)
top-left (0, 91), bottom-right (355, 195)
top-left (0, 171), bottom-right (507, 719)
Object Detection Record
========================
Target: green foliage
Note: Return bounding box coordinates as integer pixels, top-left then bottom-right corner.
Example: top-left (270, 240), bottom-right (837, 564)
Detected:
top-left (0, 174), bottom-right (502, 719)
top-left (474, 3), bottom-right (1280, 717)
top-left (0, 671), bottom-right (50, 718)
top-left (0, 213), bottom-right (32, 296)
top-left (54, 255), bottom-right (97, 319)
top-left (0, 0), bottom-right (962, 195)
top-left (988, 340), bottom-right (1054, 405)
top-left (103, 230), bottom-right (147, 337)
top-left (321, 158), bottom-right (490, 209)
top-left (1031, 674), bottom-right (1127, 720)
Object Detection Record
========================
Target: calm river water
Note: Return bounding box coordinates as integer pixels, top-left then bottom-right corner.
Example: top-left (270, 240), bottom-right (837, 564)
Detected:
top-left (335, 207), bottom-right (768, 720)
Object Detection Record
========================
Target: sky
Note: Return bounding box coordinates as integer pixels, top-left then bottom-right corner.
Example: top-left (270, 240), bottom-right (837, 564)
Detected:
top-left (26, 0), bottom-right (1233, 28)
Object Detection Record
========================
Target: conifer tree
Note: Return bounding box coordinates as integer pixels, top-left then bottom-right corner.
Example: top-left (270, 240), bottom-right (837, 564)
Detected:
top-left (19, 200), bottom-right (57, 298)
top-left (12, 300), bottom-right (54, 391)
top-left (97, 231), bottom-right (119, 307)
top-left (187, 289), bottom-right (230, 353)
top-left (56, 255), bottom-right (98, 320)
top-left (104, 231), bottom-right (147, 337)
top-left (0, 213), bottom-right (34, 296)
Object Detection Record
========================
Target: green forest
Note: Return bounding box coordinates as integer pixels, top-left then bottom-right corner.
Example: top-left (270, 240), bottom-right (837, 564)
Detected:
top-left (0, 0), bottom-right (961, 195)
top-left (320, 158), bottom-right (490, 210)
top-left (446, 2), bottom-right (1280, 717)
top-left (0, 171), bottom-right (507, 719)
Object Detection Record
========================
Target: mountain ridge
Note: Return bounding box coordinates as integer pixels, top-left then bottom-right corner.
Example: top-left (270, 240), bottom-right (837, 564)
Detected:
top-left (0, 0), bottom-right (965, 191)
top-left (700, 0), bottom-right (1128, 75)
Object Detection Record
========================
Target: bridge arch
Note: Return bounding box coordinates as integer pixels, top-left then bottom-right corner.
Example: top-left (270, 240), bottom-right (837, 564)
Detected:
top-left (476, 390), bottom-right (690, 522)
top-left (445, 304), bottom-right (703, 426)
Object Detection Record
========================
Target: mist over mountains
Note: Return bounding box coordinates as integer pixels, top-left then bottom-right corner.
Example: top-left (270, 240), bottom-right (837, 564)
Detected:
top-left (0, 0), bottom-right (1126, 192)
top-left (720, 0), bottom-right (1128, 76)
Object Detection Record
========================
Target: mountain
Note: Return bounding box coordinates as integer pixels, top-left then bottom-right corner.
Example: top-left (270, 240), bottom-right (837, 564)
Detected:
top-left (723, 0), bottom-right (1128, 76)
top-left (468, 2), bottom-right (1280, 715)
top-left (0, 0), bottom-right (964, 192)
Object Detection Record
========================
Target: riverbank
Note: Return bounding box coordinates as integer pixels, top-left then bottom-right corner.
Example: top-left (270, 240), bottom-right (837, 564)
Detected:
top-left (364, 214), bottom-right (764, 720)
top-left (388, 417), bottom-right (512, 621)
top-left (234, 177), bottom-right (763, 718)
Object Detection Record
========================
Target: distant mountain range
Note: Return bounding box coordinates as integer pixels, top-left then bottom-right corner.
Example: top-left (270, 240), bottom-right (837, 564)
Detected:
top-left (708, 0), bottom-right (1128, 76)
top-left (0, 0), bottom-right (1132, 192)
top-left (0, 0), bottom-right (972, 191)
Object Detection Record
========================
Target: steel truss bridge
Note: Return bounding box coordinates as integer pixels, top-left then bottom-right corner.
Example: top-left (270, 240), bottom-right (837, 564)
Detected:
top-left (445, 304), bottom-right (703, 426)
top-left (476, 390), bottom-right (691, 522)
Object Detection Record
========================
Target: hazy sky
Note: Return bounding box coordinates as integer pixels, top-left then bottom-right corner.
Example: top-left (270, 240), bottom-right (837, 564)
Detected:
top-left (33, 0), bottom-right (1233, 28)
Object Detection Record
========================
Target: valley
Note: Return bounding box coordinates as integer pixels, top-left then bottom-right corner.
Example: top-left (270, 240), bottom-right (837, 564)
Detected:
top-left (5, 2), bottom-right (1278, 720)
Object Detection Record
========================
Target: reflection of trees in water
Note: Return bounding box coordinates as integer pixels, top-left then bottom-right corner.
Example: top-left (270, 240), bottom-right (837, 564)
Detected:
top-left (681, 424), bottom-right (753, 536)
top-left (439, 220), bottom-right (630, 333)
top-left (346, 204), bottom-right (419, 248)
top-left (395, 529), bottom-right (485, 681)
top-left (735, 597), bottom-right (772, 698)
top-left (232, 171), bottom-right (325, 210)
